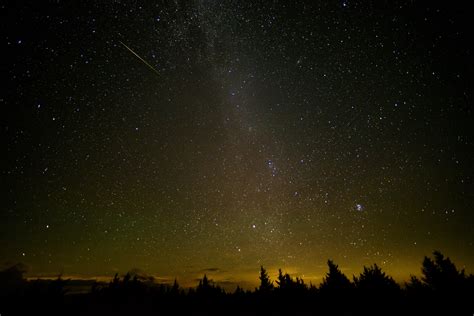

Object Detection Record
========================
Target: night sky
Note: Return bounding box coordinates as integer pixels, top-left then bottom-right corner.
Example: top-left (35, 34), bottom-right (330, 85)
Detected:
top-left (2, 1), bottom-right (473, 289)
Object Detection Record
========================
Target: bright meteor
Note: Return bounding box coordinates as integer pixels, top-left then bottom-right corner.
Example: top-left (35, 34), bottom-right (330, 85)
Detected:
top-left (119, 41), bottom-right (160, 76)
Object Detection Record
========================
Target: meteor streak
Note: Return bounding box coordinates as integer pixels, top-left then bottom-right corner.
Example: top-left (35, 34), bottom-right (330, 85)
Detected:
top-left (119, 41), bottom-right (160, 76)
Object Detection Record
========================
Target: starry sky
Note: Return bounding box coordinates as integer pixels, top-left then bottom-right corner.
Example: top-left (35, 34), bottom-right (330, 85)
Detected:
top-left (2, 1), bottom-right (473, 289)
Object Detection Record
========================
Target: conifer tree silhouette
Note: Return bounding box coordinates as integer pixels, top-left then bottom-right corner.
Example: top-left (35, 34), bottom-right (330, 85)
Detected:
top-left (198, 274), bottom-right (210, 291)
top-left (258, 266), bottom-right (273, 293)
top-left (320, 260), bottom-right (352, 292)
top-left (2, 252), bottom-right (473, 316)
top-left (354, 264), bottom-right (399, 292)
top-left (170, 278), bottom-right (180, 295)
top-left (234, 285), bottom-right (245, 296)
top-left (276, 269), bottom-right (289, 290)
top-left (196, 274), bottom-right (223, 297)
top-left (405, 275), bottom-right (425, 292)
top-left (421, 250), bottom-right (465, 291)
top-left (275, 269), bottom-right (306, 293)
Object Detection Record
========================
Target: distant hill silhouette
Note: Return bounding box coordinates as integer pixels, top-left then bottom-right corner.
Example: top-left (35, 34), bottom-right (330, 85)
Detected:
top-left (0, 251), bottom-right (473, 315)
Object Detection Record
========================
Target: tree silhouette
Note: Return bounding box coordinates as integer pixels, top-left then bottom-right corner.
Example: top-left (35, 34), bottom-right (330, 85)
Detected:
top-left (275, 269), bottom-right (306, 293)
top-left (234, 285), bottom-right (245, 296)
top-left (197, 274), bottom-right (210, 290)
top-left (421, 250), bottom-right (466, 291)
top-left (196, 274), bottom-right (223, 297)
top-left (170, 278), bottom-right (180, 295)
top-left (109, 273), bottom-right (120, 290)
top-left (257, 266), bottom-right (273, 293)
top-left (403, 251), bottom-right (474, 316)
top-left (320, 260), bottom-right (352, 292)
top-left (276, 269), bottom-right (289, 290)
top-left (405, 275), bottom-right (425, 292)
top-left (354, 264), bottom-right (399, 292)
top-left (123, 272), bottom-right (131, 285)
top-left (1, 252), bottom-right (473, 316)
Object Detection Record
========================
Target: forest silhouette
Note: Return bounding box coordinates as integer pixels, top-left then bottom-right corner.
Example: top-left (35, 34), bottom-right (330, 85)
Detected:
top-left (1, 251), bottom-right (473, 315)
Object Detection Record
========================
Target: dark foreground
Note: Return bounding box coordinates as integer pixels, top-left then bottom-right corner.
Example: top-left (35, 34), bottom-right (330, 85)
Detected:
top-left (1, 251), bottom-right (473, 315)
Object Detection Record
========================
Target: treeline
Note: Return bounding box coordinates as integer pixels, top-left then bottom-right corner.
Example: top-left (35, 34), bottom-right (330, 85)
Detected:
top-left (0, 251), bottom-right (473, 315)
